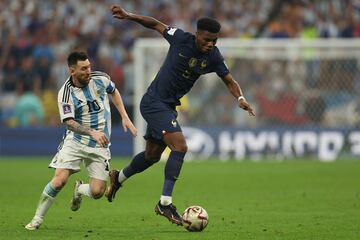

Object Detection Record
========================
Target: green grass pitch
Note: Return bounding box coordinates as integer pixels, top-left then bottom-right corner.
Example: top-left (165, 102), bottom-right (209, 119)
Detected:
top-left (0, 157), bottom-right (359, 240)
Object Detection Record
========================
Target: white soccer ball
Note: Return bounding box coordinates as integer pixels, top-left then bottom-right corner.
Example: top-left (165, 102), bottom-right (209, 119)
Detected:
top-left (182, 206), bottom-right (209, 232)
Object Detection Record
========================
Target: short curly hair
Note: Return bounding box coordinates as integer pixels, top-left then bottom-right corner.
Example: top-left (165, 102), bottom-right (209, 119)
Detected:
top-left (197, 17), bottom-right (221, 33)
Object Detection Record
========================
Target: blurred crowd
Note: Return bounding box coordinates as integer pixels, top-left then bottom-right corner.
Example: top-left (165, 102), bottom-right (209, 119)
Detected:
top-left (0, 0), bottom-right (360, 128)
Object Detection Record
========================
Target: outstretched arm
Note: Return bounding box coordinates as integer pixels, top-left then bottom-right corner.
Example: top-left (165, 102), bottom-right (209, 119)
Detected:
top-left (221, 73), bottom-right (255, 116)
top-left (111, 5), bottom-right (167, 35)
top-left (109, 89), bottom-right (137, 137)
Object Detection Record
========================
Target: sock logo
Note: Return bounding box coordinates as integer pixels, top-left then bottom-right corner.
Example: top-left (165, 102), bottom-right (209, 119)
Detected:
top-left (171, 120), bottom-right (177, 128)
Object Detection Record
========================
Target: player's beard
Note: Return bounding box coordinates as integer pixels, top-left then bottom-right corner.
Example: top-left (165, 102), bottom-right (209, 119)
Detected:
top-left (77, 74), bottom-right (90, 87)
top-left (202, 47), bottom-right (211, 53)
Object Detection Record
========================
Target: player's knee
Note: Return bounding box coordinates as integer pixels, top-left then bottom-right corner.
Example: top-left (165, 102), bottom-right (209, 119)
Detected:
top-left (173, 142), bottom-right (188, 153)
top-left (144, 152), bottom-right (161, 164)
top-left (52, 169), bottom-right (72, 189)
top-left (91, 188), bottom-right (105, 199)
top-left (180, 143), bottom-right (188, 153)
top-left (146, 156), bottom-right (161, 164)
top-left (51, 177), bottom-right (67, 189)
top-left (89, 182), bottom-right (106, 199)
top-left (92, 192), bottom-right (104, 199)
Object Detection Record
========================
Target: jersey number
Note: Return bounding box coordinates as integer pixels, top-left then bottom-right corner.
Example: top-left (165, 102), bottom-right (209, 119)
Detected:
top-left (87, 100), bottom-right (100, 113)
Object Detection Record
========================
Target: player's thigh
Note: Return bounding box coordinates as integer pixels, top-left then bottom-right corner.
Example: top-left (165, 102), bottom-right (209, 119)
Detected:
top-left (51, 168), bottom-right (74, 188)
top-left (163, 131), bottom-right (188, 152)
top-left (53, 168), bottom-right (73, 180)
top-left (49, 138), bottom-right (84, 172)
top-left (83, 146), bottom-right (110, 181)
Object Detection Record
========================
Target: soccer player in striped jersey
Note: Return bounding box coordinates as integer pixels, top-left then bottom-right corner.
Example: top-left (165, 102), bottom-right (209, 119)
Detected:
top-left (106, 5), bottom-right (255, 226)
top-left (25, 51), bottom-right (137, 230)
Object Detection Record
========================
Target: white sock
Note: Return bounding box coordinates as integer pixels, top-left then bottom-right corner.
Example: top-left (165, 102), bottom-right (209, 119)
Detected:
top-left (34, 192), bottom-right (55, 220)
top-left (118, 169), bottom-right (128, 184)
top-left (160, 195), bottom-right (172, 206)
top-left (77, 184), bottom-right (93, 198)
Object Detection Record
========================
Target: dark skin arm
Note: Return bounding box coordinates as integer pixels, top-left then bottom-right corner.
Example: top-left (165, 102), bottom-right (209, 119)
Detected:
top-left (64, 119), bottom-right (109, 147)
top-left (222, 73), bottom-right (255, 116)
top-left (111, 5), bottom-right (167, 35)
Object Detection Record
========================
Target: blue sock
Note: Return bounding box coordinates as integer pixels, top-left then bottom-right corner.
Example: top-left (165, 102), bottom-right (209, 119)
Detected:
top-left (43, 182), bottom-right (60, 198)
top-left (123, 151), bottom-right (155, 178)
top-left (162, 151), bottom-right (185, 196)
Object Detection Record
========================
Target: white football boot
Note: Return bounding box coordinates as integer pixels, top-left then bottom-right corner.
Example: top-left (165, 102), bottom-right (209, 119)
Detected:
top-left (25, 217), bottom-right (43, 230)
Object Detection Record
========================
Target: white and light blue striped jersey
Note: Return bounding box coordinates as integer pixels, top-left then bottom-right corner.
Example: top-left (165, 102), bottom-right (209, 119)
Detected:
top-left (57, 71), bottom-right (115, 148)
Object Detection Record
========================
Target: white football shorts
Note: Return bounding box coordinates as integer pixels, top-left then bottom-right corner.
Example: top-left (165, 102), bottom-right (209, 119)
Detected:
top-left (49, 138), bottom-right (110, 181)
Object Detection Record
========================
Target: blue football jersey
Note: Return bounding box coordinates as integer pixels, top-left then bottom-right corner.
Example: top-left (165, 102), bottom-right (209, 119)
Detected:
top-left (146, 27), bottom-right (229, 106)
top-left (58, 71), bottom-right (115, 147)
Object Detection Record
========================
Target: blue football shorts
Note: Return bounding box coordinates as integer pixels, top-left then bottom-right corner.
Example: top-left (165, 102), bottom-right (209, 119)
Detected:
top-left (140, 93), bottom-right (182, 142)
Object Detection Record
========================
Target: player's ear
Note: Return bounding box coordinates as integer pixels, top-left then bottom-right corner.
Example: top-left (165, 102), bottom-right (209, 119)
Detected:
top-left (68, 65), bottom-right (76, 75)
top-left (195, 31), bottom-right (200, 39)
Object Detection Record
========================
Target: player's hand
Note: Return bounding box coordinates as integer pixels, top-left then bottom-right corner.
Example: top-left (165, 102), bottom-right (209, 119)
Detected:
top-left (239, 99), bottom-right (256, 116)
top-left (122, 117), bottom-right (138, 137)
top-left (111, 5), bottom-right (129, 19)
top-left (90, 130), bottom-right (110, 147)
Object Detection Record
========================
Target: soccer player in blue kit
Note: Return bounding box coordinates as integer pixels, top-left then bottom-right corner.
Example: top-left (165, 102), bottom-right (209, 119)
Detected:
top-left (106, 5), bottom-right (255, 225)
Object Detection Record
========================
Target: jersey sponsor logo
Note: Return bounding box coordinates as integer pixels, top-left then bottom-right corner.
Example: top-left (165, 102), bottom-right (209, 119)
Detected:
top-left (182, 69), bottom-right (192, 79)
top-left (167, 27), bottom-right (177, 36)
top-left (188, 58), bottom-right (197, 68)
top-left (63, 104), bottom-right (72, 114)
top-left (178, 52), bottom-right (190, 58)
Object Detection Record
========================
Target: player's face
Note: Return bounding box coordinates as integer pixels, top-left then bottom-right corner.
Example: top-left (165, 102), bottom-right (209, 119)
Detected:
top-left (70, 59), bottom-right (91, 87)
top-left (195, 31), bottom-right (218, 54)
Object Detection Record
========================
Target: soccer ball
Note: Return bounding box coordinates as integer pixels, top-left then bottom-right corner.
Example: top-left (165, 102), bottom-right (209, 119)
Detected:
top-left (182, 206), bottom-right (209, 232)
